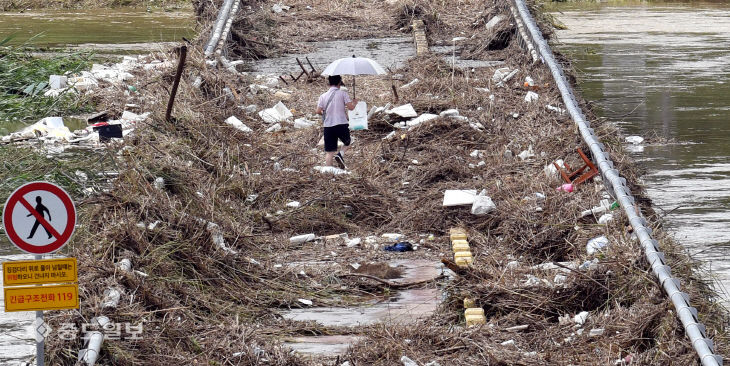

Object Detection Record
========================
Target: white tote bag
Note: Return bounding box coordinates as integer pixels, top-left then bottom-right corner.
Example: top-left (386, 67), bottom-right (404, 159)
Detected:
top-left (348, 101), bottom-right (368, 131)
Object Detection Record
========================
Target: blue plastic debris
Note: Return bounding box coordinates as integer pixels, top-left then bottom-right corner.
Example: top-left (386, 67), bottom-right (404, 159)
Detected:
top-left (384, 242), bottom-right (413, 252)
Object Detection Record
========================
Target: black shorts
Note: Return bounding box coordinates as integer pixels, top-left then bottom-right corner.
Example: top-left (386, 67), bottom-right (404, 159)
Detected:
top-left (323, 124), bottom-right (351, 152)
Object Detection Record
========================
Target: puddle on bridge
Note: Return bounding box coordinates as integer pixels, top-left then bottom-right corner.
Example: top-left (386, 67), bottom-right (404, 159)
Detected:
top-left (279, 259), bottom-right (445, 357)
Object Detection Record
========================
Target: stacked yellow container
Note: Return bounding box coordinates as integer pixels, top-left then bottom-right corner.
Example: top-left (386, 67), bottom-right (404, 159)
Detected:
top-left (450, 228), bottom-right (473, 267)
top-left (463, 297), bottom-right (486, 326)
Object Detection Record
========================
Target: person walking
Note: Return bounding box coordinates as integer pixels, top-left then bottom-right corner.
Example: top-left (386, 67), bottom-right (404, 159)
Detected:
top-left (316, 75), bottom-right (358, 169)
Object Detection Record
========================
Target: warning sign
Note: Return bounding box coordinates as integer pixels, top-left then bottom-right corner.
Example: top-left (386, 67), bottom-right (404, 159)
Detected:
top-left (3, 284), bottom-right (79, 312)
top-left (2, 182), bottom-right (76, 254)
top-left (2, 258), bottom-right (77, 286)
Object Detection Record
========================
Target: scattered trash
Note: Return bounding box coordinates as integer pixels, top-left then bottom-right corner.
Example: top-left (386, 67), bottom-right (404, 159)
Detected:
top-left (273, 91), bottom-right (291, 100)
top-left (346, 238), bottom-right (361, 247)
top-left (244, 104), bottom-right (258, 114)
top-left (524, 91), bottom-right (538, 103)
top-left (574, 311), bottom-right (589, 325)
top-left (298, 299), bottom-right (313, 306)
top-left (546, 104), bottom-right (566, 114)
top-left (102, 288), bottom-right (122, 309)
top-left (589, 328), bottom-right (605, 337)
top-left (465, 307), bottom-right (486, 326)
top-left (485, 15), bottom-right (504, 29)
top-left (580, 199), bottom-right (614, 218)
top-left (259, 101), bottom-right (293, 123)
top-left (492, 67), bottom-right (516, 85)
top-left (293, 118), bottom-right (316, 129)
top-left (554, 274), bottom-right (567, 285)
top-left (381, 233), bottom-right (403, 241)
top-left (153, 177), bottom-right (165, 190)
top-left (440, 109), bottom-right (459, 117)
top-left (598, 214), bottom-right (614, 225)
top-left (442, 189), bottom-right (477, 206)
top-left (524, 76), bottom-right (535, 87)
top-left (313, 166), bottom-right (350, 175)
top-left (384, 242), bottom-right (413, 252)
top-left (225, 116), bottom-right (253, 133)
top-left (400, 78), bottom-right (420, 89)
top-left (579, 259), bottom-right (599, 271)
top-left (625, 136), bottom-right (644, 145)
top-left (517, 145), bottom-right (535, 161)
top-left (386, 103), bottom-right (418, 118)
top-left (556, 183), bottom-right (574, 193)
top-left (271, 3), bottom-right (290, 13)
top-left (506, 260), bottom-right (520, 269)
top-left (207, 222), bottom-right (238, 254)
top-left (406, 113), bottom-right (439, 128)
top-left (286, 201), bottom-right (300, 208)
top-left (290, 233), bottom-right (316, 244)
top-left (49, 75), bottom-right (68, 90)
top-left (265, 123), bottom-right (282, 133)
top-left (505, 324), bottom-right (529, 332)
top-left (471, 190), bottom-right (496, 215)
top-left (586, 236), bottom-right (609, 255)
top-left (500, 339), bottom-right (516, 347)
top-left (94, 124), bottom-right (123, 142)
top-left (400, 356), bottom-right (418, 366)
top-left (116, 259), bottom-right (132, 272)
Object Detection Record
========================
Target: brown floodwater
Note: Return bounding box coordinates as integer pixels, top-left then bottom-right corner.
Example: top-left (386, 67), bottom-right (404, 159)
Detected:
top-left (552, 1), bottom-right (730, 302)
top-left (0, 8), bottom-right (195, 47)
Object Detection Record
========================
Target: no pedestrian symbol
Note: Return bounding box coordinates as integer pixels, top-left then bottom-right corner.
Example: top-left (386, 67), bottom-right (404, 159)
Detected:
top-left (2, 182), bottom-right (76, 254)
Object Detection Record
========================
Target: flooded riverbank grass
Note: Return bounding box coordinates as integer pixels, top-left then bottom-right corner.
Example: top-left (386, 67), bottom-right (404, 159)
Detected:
top-left (0, 41), bottom-right (92, 125)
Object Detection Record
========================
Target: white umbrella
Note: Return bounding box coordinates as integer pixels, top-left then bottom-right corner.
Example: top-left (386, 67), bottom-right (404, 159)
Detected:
top-left (321, 55), bottom-right (387, 98)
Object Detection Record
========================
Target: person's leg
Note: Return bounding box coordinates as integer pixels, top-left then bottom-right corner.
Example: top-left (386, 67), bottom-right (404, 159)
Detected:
top-left (338, 124), bottom-right (351, 156)
top-left (333, 125), bottom-right (350, 169)
top-left (325, 151), bottom-right (337, 166)
top-left (323, 127), bottom-right (338, 167)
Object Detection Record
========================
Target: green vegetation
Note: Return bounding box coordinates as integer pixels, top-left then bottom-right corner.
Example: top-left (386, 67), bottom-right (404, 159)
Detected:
top-left (0, 36), bottom-right (92, 124)
top-left (0, 144), bottom-right (100, 198)
top-left (0, 0), bottom-right (188, 11)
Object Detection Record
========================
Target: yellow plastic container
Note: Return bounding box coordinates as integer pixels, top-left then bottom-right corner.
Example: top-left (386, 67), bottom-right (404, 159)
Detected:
top-left (463, 298), bottom-right (476, 308)
top-left (454, 251), bottom-right (473, 266)
top-left (465, 307), bottom-right (486, 326)
top-left (450, 230), bottom-right (467, 241)
top-left (452, 240), bottom-right (470, 252)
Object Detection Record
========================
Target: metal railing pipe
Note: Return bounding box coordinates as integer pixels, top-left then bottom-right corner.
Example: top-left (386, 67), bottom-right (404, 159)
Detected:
top-left (510, 1), bottom-right (722, 364)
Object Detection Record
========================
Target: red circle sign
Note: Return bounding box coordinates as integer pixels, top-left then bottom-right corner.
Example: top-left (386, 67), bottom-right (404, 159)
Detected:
top-left (2, 182), bottom-right (76, 254)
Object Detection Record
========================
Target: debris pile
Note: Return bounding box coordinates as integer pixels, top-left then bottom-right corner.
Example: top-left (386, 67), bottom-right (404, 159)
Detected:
top-left (23, 0), bottom-right (726, 365)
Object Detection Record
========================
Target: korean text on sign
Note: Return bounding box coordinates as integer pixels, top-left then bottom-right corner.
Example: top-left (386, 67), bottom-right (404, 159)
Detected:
top-left (4, 284), bottom-right (79, 312)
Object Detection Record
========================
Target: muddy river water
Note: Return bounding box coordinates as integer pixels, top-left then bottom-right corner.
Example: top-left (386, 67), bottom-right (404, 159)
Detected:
top-left (552, 1), bottom-right (730, 302)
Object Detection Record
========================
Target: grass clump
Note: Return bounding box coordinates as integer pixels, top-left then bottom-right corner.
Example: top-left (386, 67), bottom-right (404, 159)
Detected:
top-left (0, 37), bottom-right (92, 124)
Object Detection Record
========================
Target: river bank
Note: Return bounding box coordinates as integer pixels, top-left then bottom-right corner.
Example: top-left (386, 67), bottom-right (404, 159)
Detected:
top-left (552, 1), bottom-right (730, 303)
top-left (0, 0), bottom-right (727, 364)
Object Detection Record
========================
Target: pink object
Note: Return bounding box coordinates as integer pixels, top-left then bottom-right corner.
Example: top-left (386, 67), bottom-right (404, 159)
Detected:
top-left (556, 183), bottom-right (574, 192)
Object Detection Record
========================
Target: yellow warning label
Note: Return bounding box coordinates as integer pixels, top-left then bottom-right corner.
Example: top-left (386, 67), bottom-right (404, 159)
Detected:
top-left (2, 258), bottom-right (77, 286)
top-left (4, 284), bottom-right (79, 312)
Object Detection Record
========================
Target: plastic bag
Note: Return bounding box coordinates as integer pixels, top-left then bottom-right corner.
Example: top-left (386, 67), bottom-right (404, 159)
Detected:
top-left (348, 101), bottom-right (368, 131)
